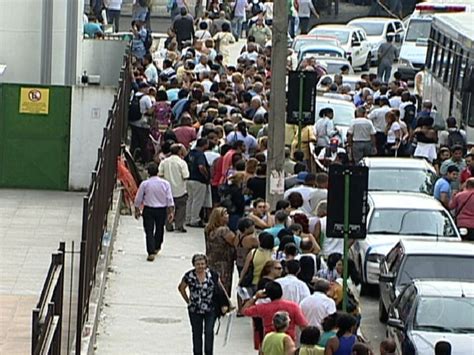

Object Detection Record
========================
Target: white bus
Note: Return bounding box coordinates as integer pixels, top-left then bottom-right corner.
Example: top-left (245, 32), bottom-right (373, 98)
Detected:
top-left (424, 13), bottom-right (474, 145)
top-left (398, 1), bottom-right (473, 81)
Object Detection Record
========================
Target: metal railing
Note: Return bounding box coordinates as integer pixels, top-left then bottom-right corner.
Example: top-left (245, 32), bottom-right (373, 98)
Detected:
top-left (76, 49), bottom-right (131, 354)
top-left (32, 242), bottom-right (65, 355)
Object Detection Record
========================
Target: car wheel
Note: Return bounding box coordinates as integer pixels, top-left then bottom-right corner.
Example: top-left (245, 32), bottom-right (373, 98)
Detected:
top-left (379, 296), bottom-right (388, 323)
top-left (361, 54), bottom-right (371, 71)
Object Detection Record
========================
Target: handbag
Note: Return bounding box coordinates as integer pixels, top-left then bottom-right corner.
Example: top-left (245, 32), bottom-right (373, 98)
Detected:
top-left (239, 249), bottom-right (257, 287)
top-left (211, 270), bottom-right (231, 318)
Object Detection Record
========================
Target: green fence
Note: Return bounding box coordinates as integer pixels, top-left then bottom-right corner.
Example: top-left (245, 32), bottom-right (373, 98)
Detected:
top-left (0, 84), bottom-right (71, 190)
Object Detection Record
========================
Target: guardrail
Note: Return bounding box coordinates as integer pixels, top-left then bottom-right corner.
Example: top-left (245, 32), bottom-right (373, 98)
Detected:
top-left (75, 48), bottom-right (131, 354)
top-left (32, 243), bottom-right (65, 355)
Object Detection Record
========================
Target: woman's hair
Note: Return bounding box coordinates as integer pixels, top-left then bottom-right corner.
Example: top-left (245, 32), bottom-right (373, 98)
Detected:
top-left (287, 192), bottom-right (304, 209)
top-left (245, 158), bottom-right (259, 174)
top-left (205, 207), bottom-right (227, 234)
top-left (229, 172), bottom-right (245, 185)
top-left (222, 22), bottom-right (231, 32)
top-left (336, 313), bottom-right (357, 338)
top-left (300, 326), bottom-right (321, 345)
top-left (275, 199), bottom-right (290, 212)
top-left (191, 253), bottom-right (208, 266)
top-left (319, 107), bottom-right (334, 118)
top-left (156, 90), bottom-right (168, 101)
top-left (327, 253), bottom-right (342, 271)
top-left (237, 217), bottom-right (254, 233)
top-left (315, 200), bottom-right (327, 217)
top-left (199, 21), bottom-right (208, 30)
top-left (272, 311), bottom-right (290, 332)
top-left (237, 121), bottom-right (247, 137)
top-left (321, 313), bottom-right (338, 332)
top-left (260, 260), bottom-right (280, 280)
top-left (292, 213), bottom-right (309, 233)
top-left (258, 231), bottom-right (275, 250)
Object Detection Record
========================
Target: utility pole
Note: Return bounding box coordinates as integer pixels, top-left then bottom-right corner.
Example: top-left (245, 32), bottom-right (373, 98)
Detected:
top-left (40, 0), bottom-right (54, 84)
top-left (265, 0), bottom-right (288, 209)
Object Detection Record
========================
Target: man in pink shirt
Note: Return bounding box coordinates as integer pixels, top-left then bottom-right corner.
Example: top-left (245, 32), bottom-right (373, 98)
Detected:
top-left (450, 178), bottom-right (474, 241)
top-left (242, 281), bottom-right (308, 341)
top-left (173, 114), bottom-right (197, 149)
top-left (219, 140), bottom-right (246, 184)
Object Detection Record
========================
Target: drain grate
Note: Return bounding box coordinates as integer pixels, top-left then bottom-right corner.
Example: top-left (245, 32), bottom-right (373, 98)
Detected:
top-left (139, 317), bottom-right (182, 324)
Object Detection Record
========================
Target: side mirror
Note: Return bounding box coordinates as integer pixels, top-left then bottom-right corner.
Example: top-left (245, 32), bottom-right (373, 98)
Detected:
top-left (379, 273), bottom-right (396, 283)
top-left (387, 318), bottom-right (404, 331)
top-left (459, 228), bottom-right (468, 237)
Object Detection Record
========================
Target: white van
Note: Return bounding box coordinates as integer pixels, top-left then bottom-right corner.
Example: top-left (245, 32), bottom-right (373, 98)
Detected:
top-left (398, 1), bottom-right (473, 80)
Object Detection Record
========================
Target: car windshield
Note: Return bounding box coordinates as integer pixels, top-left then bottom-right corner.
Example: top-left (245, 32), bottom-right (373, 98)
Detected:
top-left (399, 256), bottom-right (474, 286)
top-left (369, 168), bottom-right (436, 194)
top-left (294, 39), bottom-right (337, 52)
top-left (405, 19), bottom-right (431, 42)
top-left (316, 104), bottom-right (355, 126)
top-left (302, 49), bottom-right (343, 58)
top-left (414, 296), bottom-right (474, 333)
top-left (353, 22), bottom-right (385, 36)
top-left (312, 30), bottom-right (349, 44)
top-left (369, 209), bottom-right (458, 237)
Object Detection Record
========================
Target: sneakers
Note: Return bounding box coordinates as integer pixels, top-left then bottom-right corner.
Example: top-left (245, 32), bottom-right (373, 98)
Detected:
top-left (175, 227), bottom-right (187, 233)
top-left (147, 254), bottom-right (155, 262)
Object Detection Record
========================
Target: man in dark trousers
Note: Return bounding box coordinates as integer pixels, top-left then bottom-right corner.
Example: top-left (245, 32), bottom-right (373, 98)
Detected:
top-left (134, 162), bottom-right (175, 261)
top-left (172, 7), bottom-right (194, 49)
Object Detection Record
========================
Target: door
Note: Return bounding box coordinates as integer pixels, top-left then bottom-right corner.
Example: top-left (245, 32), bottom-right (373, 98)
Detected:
top-left (0, 84), bottom-right (71, 190)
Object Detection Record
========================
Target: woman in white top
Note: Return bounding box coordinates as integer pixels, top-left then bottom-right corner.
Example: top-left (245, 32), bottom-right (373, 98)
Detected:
top-left (384, 111), bottom-right (401, 156)
top-left (213, 23), bottom-right (236, 65)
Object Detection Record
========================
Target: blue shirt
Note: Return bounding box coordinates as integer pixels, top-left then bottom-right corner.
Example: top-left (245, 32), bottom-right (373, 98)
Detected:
top-left (264, 224), bottom-right (285, 247)
top-left (433, 177), bottom-right (451, 201)
top-left (84, 23), bottom-right (103, 38)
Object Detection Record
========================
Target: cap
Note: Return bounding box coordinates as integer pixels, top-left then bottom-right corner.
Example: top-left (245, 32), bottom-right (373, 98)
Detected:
top-left (296, 171), bottom-right (308, 183)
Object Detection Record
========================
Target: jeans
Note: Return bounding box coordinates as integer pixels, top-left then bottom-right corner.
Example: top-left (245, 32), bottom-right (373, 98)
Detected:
top-left (142, 206), bottom-right (167, 255)
top-left (186, 181), bottom-right (208, 224)
top-left (188, 311), bottom-right (216, 355)
top-left (299, 17), bottom-right (310, 35)
top-left (106, 9), bottom-right (121, 32)
top-left (374, 132), bottom-right (387, 156)
top-left (377, 62), bottom-right (392, 83)
top-left (232, 16), bottom-right (245, 39)
top-left (288, 16), bottom-right (296, 38)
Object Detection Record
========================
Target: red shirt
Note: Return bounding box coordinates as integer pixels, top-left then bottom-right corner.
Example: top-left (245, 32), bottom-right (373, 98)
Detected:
top-left (219, 149), bottom-right (236, 184)
top-left (173, 126), bottom-right (197, 149)
top-left (460, 167), bottom-right (472, 185)
top-left (449, 189), bottom-right (474, 228)
top-left (243, 299), bottom-right (308, 340)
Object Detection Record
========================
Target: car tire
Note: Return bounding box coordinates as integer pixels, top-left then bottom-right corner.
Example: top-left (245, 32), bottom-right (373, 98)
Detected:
top-left (379, 296), bottom-right (388, 323)
top-left (362, 54), bottom-right (371, 71)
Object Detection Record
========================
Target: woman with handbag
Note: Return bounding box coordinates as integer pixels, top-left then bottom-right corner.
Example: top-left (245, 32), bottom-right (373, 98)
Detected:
top-left (178, 254), bottom-right (230, 355)
top-left (204, 207), bottom-right (236, 295)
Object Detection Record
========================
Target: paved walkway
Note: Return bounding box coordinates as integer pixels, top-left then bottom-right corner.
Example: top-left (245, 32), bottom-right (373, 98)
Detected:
top-left (95, 216), bottom-right (255, 354)
top-left (0, 189), bottom-right (83, 354)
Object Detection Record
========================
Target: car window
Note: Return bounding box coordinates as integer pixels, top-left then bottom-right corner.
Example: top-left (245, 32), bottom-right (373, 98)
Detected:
top-left (386, 244), bottom-right (403, 273)
top-left (358, 31), bottom-right (366, 41)
top-left (352, 32), bottom-right (358, 43)
top-left (387, 23), bottom-right (395, 34)
top-left (394, 21), bottom-right (403, 32)
top-left (368, 168), bottom-right (436, 194)
top-left (415, 296), bottom-right (474, 331)
top-left (397, 287), bottom-right (416, 322)
top-left (399, 255), bottom-right (474, 286)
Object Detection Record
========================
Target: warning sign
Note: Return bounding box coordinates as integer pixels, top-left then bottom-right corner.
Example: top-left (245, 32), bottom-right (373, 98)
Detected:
top-left (19, 88), bottom-right (50, 115)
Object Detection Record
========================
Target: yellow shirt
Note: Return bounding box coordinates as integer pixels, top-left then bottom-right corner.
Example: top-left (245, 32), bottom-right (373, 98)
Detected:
top-left (262, 332), bottom-right (287, 355)
top-left (252, 248), bottom-right (273, 285)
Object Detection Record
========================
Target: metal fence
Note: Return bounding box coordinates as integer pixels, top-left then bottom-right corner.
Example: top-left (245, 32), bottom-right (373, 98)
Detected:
top-left (76, 49), bottom-right (131, 354)
top-left (32, 243), bottom-right (65, 355)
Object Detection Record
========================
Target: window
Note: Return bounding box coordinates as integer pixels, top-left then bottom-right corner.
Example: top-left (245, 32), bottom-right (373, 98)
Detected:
top-left (354, 23), bottom-right (385, 36)
top-left (443, 40), bottom-right (453, 84)
top-left (396, 286), bottom-right (416, 322)
top-left (394, 21), bottom-right (403, 32)
top-left (387, 23), bottom-right (395, 35)
top-left (405, 19), bottom-right (431, 42)
top-left (437, 35), bottom-right (447, 79)
top-left (432, 31), bottom-right (441, 73)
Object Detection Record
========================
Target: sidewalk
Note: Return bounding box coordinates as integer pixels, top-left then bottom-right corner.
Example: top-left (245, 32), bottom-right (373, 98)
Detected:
top-left (0, 189), bottom-right (83, 354)
top-left (95, 216), bottom-right (255, 354)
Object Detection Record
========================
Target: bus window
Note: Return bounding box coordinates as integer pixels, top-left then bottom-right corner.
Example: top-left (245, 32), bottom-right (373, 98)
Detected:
top-left (405, 19), bottom-right (432, 42)
top-left (443, 40), bottom-right (453, 83)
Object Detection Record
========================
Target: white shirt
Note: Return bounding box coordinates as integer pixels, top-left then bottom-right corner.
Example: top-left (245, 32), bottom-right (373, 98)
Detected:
top-left (389, 96), bottom-right (402, 109)
top-left (300, 292), bottom-right (337, 330)
top-left (194, 63), bottom-right (211, 73)
top-left (347, 118), bottom-right (376, 142)
top-left (284, 186), bottom-right (327, 216)
top-left (145, 64), bottom-right (158, 84)
top-left (276, 275), bottom-right (311, 304)
top-left (195, 30), bottom-right (212, 40)
top-left (320, 216), bottom-right (343, 257)
top-left (368, 106), bottom-right (391, 132)
top-left (158, 155), bottom-right (189, 197)
top-left (205, 151), bottom-right (220, 166)
top-left (386, 121), bottom-right (400, 144)
top-left (105, 0), bottom-right (122, 10)
top-left (317, 147), bottom-right (346, 161)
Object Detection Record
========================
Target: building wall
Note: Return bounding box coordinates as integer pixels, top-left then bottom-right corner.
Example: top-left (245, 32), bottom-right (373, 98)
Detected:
top-left (69, 85), bottom-right (116, 190)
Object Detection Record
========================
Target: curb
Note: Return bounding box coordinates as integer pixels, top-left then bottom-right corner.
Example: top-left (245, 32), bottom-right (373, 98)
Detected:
top-left (73, 187), bottom-right (123, 355)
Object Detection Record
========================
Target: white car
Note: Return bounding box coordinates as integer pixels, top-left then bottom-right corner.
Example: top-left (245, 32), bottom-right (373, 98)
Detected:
top-left (292, 34), bottom-right (341, 53)
top-left (349, 192), bottom-right (461, 288)
top-left (348, 17), bottom-right (405, 64)
top-left (299, 56), bottom-right (354, 74)
top-left (314, 97), bottom-right (356, 145)
top-left (309, 25), bottom-right (371, 70)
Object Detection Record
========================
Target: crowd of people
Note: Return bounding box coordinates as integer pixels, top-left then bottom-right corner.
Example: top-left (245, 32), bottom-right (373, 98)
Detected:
top-left (123, 1), bottom-right (473, 354)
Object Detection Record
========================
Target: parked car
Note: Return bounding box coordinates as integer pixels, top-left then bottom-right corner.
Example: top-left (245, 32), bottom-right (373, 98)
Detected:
top-left (309, 25), bottom-right (371, 70)
top-left (314, 97), bottom-right (356, 145)
top-left (361, 157), bottom-right (437, 195)
top-left (348, 17), bottom-right (405, 64)
top-left (297, 44), bottom-right (346, 62)
top-left (299, 56), bottom-right (354, 75)
top-left (379, 240), bottom-right (474, 322)
top-left (292, 34), bottom-right (341, 53)
top-left (349, 192), bottom-right (461, 288)
top-left (387, 280), bottom-right (474, 355)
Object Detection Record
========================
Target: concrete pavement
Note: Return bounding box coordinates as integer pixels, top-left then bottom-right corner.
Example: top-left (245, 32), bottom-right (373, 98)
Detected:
top-left (0, 189), bottom-right (83, 354)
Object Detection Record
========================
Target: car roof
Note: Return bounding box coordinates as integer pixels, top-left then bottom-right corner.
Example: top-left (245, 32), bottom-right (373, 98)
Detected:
top-left (315, 96), bottom-right (356, 107)
top-left (315, 25), bottom-right (358, 32)
top-left (349, 17), bottom-right (396, 23)
top-left (294, 34), bottom-right (338, 40)
top-left (368, 191), bottom-right (444, 210)
top-left (413, 280), bottom-right (474, 298)
top-left (362, 157), bottom-right (436, 172)
top-left (399, 240), bottom-right (474, 256)
top-left (300, 44), bottom-right (345, 51)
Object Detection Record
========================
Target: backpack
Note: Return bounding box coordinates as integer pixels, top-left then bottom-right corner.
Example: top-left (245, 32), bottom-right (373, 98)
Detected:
top-left (251, 1), bottom-right (262, 16)
top-left (128, 93), bottom-right (142, 122)
top-left (447, 130), bottom-right (466, 152)
top-left (154, 101), bottom-right (172, 128)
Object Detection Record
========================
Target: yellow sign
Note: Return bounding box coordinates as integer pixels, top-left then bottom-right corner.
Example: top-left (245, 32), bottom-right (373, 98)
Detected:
top-left (19, 88), bottom-right (50, 115)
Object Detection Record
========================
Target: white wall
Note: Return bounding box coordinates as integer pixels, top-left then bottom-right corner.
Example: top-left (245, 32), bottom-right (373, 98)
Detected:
top-left (69, 85), bottom-right (116, 190)
top-left (0, 0), bottom-right (84, 85)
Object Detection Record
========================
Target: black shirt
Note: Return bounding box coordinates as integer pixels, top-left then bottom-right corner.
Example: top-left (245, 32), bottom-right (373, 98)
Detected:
top-left (187, 149), bottom-right (209, 184)
top-left (172, 15), bottom-right (195, 43)
top-left (247, 176), bottom-right (266, 200)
